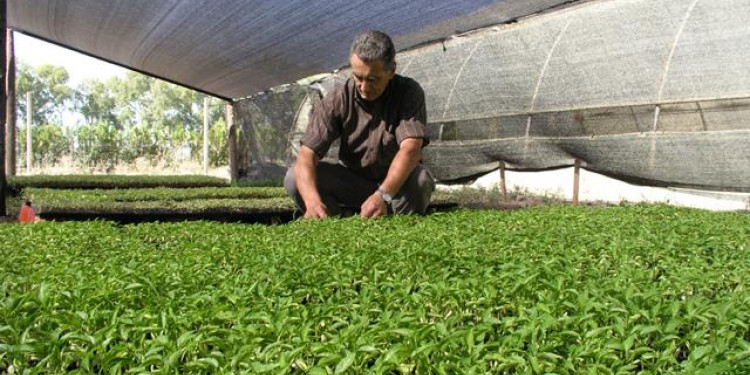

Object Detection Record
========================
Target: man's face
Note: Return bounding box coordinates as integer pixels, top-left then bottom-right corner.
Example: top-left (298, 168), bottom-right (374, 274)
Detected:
top-left (350, 53), bottom-right (395, 101)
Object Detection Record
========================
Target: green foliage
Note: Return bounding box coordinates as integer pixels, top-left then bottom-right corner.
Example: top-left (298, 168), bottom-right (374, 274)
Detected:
top-left (18, 124), bottom-right (71, 168)
top-left (73, 122), bottom-right (121, 168)
top-left (110, 73), bottom-right (151, 129)
top-left (208, 117), bottom-right (229, 167)
top-left (16, 67), bottom-right (230, 169)
top-left (149, 79), bottom-right (205, 133)
top-left (23, 187), bottom-right (291, 217)
top-left (37, 197), bottom-right (295, 215)
top-left (16, 62), bottom-right (73, 126)
top-left (0, 206), bottom-right (748, 373)
top-left (25, 187), bottom-right (287, 204)
top-left (75, 78), bottom-right (120, 128)
top-left (233, 178), bottom-right (284, 188)
top-left (8, 175), bottom-right (229, 190)
top-left (119, 122), bottom-right (171, 164)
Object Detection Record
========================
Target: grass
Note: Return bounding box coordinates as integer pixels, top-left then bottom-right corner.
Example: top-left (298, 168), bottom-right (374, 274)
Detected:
top-left (1, 206), bottom-right (748, 373)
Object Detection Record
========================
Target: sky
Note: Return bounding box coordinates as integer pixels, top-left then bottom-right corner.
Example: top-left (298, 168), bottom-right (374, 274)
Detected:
top-left (14, 31), bottom-right (128, 86)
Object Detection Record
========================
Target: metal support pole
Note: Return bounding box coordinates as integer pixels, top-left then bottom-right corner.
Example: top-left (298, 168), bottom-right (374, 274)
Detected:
top-left (572, 159), bottom-right (581, 206)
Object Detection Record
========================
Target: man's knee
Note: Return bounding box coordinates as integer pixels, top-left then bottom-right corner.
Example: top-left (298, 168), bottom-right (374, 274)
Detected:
top-left (284, 167), bottom-right (298, 197)
top-left (413, 167), bottom-right (435, 211)
top-left (395, 166), bottom-right (435, 214)
top-left (416, 166), bottom-right (435, 193)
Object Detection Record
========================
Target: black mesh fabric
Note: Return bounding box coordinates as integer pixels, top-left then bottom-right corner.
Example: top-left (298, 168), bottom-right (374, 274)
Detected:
top-left (275, 0), bottom-right (750, 192)
top-left (8, 0), bottom-right (577, 99)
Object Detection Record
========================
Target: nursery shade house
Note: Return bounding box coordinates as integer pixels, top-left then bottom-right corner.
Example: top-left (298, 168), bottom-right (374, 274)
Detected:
top-left (7, 0), bottom-right (750, 192)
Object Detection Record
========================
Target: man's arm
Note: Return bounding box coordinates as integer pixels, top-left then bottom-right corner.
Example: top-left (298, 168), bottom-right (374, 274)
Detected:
top-left (360, 137), bottom-right (423, 219)
top-left (295, 145), bottom-right (328, 219)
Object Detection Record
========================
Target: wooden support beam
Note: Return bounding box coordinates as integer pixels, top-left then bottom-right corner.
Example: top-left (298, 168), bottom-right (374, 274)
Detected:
top-left (203, 97), bottom-right (210, 174)
top-left (572, 159), bottom-right (581, 206)
top-left (25, 91), bottom-right (30, 173)
top-left (0, 2), bottom-right (7, 217)
top-left (226, 103), bottom-right (238, 183)
top-left (5, 27), bottom-right (13, 176)
top-left (499, 161), bottom-right (507, 202)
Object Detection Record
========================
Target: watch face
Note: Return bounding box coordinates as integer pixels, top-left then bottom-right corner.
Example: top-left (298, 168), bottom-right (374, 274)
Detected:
top-left (378, 188), bottom-right (392, 203)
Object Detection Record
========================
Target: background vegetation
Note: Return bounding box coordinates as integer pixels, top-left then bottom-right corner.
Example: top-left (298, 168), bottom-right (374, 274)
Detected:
top-left (13, 62), bottom-right (229, 171)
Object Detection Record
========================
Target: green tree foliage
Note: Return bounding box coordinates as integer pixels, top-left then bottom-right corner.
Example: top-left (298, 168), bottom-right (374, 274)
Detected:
top-left (16, 62), bottom-right (73, 126)
top-left (112, 73), bottom-right (152, 129)
top-left (209, 117), bottom-right (229, 167)
top-left (150, 79), bottom-right (204, 132)
top-left (75, 78), bottom-right (120, 128)
top-left (18, 124), bottom-right (71, 167)
top-left (74, 122), bottom-right (121, 169)
top-left (17, 66), bottom-right (230, 169)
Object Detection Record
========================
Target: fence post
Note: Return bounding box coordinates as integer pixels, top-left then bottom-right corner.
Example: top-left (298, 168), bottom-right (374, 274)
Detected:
top-left (5, 27), bottom-right (13, 176)
top-left (572, 159), bottom-right (581, 206)
top-left (25, 91), bottom-right (30, 173)
top-left (499, 161), bottom-right (507, 202)
top-left (226, 103), bottom-right (238, 183)
top-left (203, 96), bottom-right (210, 174)
top-left (0, 4), bottom-right (7, 217)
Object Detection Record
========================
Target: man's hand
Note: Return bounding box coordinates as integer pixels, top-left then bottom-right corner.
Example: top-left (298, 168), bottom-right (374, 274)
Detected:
top-left (304, 200), bottom-right (328, 220)
top-left (295, 146), bottom-right (329, 220)
top-left (360, 192), bottom-right (387, 219)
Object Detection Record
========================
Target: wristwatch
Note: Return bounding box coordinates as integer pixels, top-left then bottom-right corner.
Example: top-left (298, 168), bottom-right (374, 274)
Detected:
top-left (377, 187), bottom-right (393, 204)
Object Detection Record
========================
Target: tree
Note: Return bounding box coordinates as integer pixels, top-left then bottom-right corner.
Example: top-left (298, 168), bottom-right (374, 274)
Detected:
top-left (16, 62), bottom-right (73, 126)
top-left (74, 121), bottom-right (120, 168)
top-left (75, 78), bottom-right (120, 128)
top-left (18, 124), bottom-right (70, 167)
top-left (112, 72), bottom-right (152, 129)
top-left (208, 117), bottom-right (229, 167)
top-left (14, 63), bottom-right (231, 171)
top-left (149, 80), bottom-right (203, 132)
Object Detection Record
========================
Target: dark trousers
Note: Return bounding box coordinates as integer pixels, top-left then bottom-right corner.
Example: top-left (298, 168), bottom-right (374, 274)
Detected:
top-left (284, 161), bottom-right (435, 216)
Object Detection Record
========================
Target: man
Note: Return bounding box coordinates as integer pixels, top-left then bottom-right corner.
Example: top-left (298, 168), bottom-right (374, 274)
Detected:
top-left (285, 30), bottom-right (434, 219)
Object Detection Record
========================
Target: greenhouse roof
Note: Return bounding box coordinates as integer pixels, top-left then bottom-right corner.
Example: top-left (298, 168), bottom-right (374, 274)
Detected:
top-left (8, 0), bottom-right (582, 101)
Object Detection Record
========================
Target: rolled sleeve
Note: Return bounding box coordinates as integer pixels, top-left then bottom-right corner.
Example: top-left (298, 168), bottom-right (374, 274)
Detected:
top-left (301, 91), bottom-right (342, 159)
top-left (395, 80), bottom-right (429, 147)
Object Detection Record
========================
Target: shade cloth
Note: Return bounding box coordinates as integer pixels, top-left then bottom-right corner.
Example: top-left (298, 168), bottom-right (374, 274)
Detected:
top-left (8, 0), bottom-right (578, 100)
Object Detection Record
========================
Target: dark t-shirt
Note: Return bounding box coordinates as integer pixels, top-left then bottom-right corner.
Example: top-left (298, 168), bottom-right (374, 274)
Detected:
top-left (301, 74), bottom-right (428, 182)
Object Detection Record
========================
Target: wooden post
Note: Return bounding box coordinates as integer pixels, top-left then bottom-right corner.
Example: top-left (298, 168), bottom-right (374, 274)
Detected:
top-left (226, 103), bottom-right (238, 183)
top-left (203, 96), bottom-right (210, 174)
top-left (499, 161), bottom-right (507, 202)
top-left (572, 159), bottom-right (581, 206)
top-left (25, 91), bottom-right (30, 173)
top-left (5, 27), bottom-right (13, 176)
top-left (0, 3), bottom-right (7, 217)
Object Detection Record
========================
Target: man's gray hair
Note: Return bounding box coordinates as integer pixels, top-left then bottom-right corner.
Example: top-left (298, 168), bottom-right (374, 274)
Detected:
top-left (350, 30), bottom-right (396, 70)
